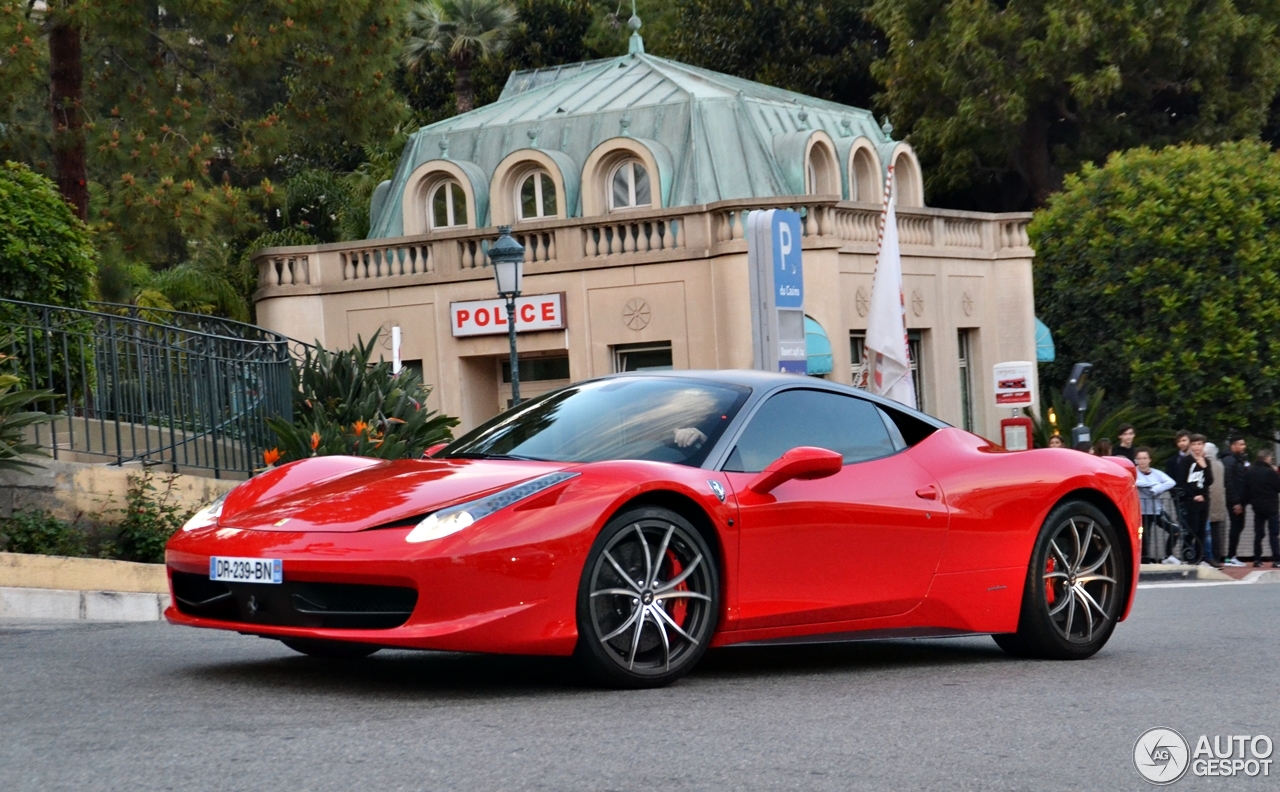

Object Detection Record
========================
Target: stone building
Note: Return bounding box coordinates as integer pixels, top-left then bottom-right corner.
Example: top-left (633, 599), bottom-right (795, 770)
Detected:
top-left (252, 37), bottom-right (1037, 437)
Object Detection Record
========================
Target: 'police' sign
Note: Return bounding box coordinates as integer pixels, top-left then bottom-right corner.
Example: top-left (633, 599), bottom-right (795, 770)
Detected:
top-left (451, 293), bottom-right (565, 337)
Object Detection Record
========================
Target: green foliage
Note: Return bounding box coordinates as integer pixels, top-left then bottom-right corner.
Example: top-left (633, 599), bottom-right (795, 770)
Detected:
top-left (0, 509), bottom-right (88, 557)
top-left (0, 161), bottom-right (97, 308)
top-left (0, 339), bottom-right (55, 473)
top-left (116, 469), bottom-right (191, 564)
top-left (405, 0), bottom-right (517, 112)
top-left (1, 0), bottom-right (412, 294)
top-left (870, 0), bottom-right (1280, 210)
top-left (661, 0), bottom-right (883, 111)
top-left (266, 332), bottom-right (458, 463)
top-left (1026, 388), bottom-right (1171, 458)
top-left (1032, 141), bottom-right (1280, 442)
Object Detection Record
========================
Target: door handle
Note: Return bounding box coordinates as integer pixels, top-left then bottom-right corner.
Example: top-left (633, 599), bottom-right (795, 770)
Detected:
top-left (915, 486), bottom-right (938, 501)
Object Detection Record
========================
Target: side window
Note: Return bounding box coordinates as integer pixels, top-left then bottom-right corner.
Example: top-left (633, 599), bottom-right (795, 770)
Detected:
top-left (724, 389), bottom-right (898, 473)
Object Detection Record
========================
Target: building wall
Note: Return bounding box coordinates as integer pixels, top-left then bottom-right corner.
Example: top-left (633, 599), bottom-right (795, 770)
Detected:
top-left (253, 201), bottom-right (1036, 440)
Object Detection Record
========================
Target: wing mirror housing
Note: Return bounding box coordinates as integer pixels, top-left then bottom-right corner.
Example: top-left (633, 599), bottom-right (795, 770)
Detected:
top-left (747, 446), bottom-right (843, 494)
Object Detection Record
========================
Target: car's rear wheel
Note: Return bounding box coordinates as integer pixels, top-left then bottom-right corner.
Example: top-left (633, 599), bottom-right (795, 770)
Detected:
top-left (280, 638), bottom-right (381, 659)
top-left (575, 506), bottom-right (719, 688)
top-left (994, 500), bottom-right (1126, 660)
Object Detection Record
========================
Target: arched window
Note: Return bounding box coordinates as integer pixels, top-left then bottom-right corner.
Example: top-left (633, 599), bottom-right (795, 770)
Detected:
top-left (430, 180), bottom-right (468, 228)
top-left (517, 171), bottom-right (557, 221)
top-left (805, 142), bottom-right (839, 196)
top-left (609, 160), bottom-right (651, 211)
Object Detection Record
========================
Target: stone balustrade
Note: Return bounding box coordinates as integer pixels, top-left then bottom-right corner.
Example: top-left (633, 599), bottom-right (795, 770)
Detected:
top-left (253, 198), bottom-right (1032, 299)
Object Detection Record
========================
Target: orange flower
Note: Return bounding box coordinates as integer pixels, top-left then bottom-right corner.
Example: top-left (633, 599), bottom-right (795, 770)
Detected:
top-left (351, 420), bottom-right (369, 435)
top-left (310, 431), bottom-right (320, 451)
top-left (263, 447), bottom-right (281, 466)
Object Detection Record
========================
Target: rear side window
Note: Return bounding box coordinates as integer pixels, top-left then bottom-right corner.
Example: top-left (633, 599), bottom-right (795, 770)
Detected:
top-left (723, 389), bottom-right (898, 473)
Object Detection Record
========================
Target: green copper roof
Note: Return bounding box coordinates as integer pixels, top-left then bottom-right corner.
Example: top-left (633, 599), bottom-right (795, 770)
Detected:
top-left (368, 52), bottom-right (894, 238)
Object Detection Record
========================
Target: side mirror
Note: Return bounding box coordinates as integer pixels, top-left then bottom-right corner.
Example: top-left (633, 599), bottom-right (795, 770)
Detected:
top-left (747, 446), bottom-right (843, 494)
top-left (424, 443), bottom-right (449, 458)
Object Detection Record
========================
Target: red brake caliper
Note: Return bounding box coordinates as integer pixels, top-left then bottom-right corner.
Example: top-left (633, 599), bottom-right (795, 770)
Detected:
top-left (1045, 557), bottom-right (1057, 605)
top-left (664, 550), bottom-right (688, 626)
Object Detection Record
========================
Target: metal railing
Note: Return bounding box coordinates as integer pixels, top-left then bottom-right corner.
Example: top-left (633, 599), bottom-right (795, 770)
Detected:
top-left (1, 299), bottom-right (293, 478)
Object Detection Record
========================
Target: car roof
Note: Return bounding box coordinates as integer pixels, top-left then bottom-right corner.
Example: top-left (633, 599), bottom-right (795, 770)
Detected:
top-left (591, 369), bottom-right (951, 429)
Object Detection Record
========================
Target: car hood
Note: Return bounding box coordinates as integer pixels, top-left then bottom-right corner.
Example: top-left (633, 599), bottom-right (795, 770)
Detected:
top-left (218, 457), bottom-right (572, 533)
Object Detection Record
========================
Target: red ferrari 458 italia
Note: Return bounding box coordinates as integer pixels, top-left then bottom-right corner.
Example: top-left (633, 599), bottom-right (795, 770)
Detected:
top-left (166, 370), bottom-right (1140, 687)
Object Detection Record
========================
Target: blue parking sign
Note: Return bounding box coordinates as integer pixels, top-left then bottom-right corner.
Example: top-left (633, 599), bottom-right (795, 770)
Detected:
top-left (772, 211), bottom-right (803, 308)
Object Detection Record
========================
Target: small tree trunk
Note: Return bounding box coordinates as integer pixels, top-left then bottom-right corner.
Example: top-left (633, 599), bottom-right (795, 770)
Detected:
top-left (49, 11), bottom-right (87, 221)
top-left (454, 60), bottom-right (474, 114)
top-left (1014, 105), bottom-right (1058, 208)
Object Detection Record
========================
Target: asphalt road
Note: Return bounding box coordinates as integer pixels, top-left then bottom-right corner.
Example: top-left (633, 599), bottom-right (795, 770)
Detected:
top-left (1, 583), bottom-right (1278, 792)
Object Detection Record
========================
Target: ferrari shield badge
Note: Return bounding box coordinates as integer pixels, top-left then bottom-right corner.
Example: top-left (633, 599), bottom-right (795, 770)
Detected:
top-left (707, 480), bottom-right (726, 503)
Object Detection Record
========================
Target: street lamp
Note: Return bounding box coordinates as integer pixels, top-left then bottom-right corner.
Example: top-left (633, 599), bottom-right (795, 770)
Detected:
top-left (489, 225), bottom-right (526, 407)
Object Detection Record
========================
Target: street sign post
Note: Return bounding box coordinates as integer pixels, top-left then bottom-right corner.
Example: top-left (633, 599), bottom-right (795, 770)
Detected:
top-left (992, 361), bottom-right (1036, 409)
top-left (747, 209), bottom-right (806, 374)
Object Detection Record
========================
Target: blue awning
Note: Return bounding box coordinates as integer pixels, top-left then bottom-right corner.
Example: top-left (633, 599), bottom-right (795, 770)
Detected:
top-left (805, 316), bottom-right (833, 376)
top-left (1035, 317), bottom-right (1055, 363)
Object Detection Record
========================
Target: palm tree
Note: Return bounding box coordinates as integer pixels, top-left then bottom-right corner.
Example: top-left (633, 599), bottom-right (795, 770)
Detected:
top-left (404, 0), bottom-right (517, 114)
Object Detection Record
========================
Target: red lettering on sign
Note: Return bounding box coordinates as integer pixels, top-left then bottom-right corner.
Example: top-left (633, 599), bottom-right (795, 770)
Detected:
top-left (456, 309), bottom-right (469, 328)
top-left (542, 302), bottom-right (555, 321)
top-left (495, 308), bottom-right (506, 326)
top-left (520, 303), bottom-right (535, 322)
top-left (476, 308), bottom-right (489, 326)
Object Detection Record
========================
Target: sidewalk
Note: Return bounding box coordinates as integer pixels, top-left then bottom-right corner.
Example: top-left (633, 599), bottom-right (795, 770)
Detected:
top-left (1138, 562), bottom-right (1280, 584)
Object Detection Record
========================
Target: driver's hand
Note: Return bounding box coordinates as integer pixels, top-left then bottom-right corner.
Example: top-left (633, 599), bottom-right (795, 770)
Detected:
top-left (674, 427), bottom-right (707, 448)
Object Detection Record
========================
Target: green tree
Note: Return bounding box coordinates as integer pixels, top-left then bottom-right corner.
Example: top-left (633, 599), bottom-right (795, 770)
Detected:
top-left (1032, 141), bottom-right (1280, 441)
top-left (0, 161), bottom-right (96, 307)
top-left (404, 0), bottom-right (517, 113)
top-left (1, 0), bottom-right (411, 294)
top-left (660, 0), bottom-right (883, 111)
top-left (870, 0), bottom-right (1280, 211)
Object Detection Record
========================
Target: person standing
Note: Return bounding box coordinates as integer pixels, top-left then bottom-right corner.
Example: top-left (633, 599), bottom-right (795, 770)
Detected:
top-left (1221, 434), bottom-right (1250, 567)
top-left (1166, 429), bottom-right (1191, 478)
top-left (1113, 423), bottom-right (1137, 461)
top-left (1174, 433), bottom-right (1213, 563)
top-left (1244, 449), bottom-right (1280, 568)
top-left (1135, 448), bottom-right (1177, 563)
top-left (1204, 441), bottom-right (1226, 568)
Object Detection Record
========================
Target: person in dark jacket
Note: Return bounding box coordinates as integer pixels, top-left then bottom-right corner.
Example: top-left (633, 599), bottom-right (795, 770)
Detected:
top-left (1166, 429), bottom-right (1191, 478)
top-left (1244, 449), bottom-right (1280, 568)
top-left (1113, 423), bottom-right (1137, 462)
top-left (1221, 434), bottom-right (1250, 566)
top-left (1174, 433), bottom-right (1213, 562)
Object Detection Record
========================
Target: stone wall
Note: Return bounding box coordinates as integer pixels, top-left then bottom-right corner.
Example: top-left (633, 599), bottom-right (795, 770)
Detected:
top-left (0, 459), bottom-right (236, 524)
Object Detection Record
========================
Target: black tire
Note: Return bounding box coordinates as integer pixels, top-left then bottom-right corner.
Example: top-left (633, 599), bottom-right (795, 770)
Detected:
top-left (575, 506), bottom-right (719, 688)
top-left (281, 638), bottom-right (381, 659)
top-left (994, 499), bottom-right (1127, 660)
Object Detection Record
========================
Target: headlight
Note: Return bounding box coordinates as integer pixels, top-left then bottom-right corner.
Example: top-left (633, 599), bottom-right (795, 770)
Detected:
top-left (183, 493), bottom-right (228, 532)
top-left (405, 471), bottom-right (578, 544)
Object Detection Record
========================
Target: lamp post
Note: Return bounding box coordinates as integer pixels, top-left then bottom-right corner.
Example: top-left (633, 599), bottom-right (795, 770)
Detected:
top-left (489, 226), bottom-right (526, 407)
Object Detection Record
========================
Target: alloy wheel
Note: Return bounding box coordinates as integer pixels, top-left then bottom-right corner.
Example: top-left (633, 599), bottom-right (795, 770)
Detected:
top-left (1042, 516), bottom-right (1118, 644)
top-left (587, 518), bottom-right (715, 676)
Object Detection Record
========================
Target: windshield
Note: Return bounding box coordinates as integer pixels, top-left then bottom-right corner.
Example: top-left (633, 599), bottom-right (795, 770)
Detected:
top-left (442, 376), bottom-right (751, 467)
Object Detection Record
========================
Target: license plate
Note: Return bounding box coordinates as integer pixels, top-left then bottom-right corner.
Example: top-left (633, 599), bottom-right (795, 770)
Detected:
top-left (210, 556), bottom-right (282, 584)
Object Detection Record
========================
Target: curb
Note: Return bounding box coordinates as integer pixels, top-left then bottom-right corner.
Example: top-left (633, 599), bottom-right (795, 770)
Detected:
top-left (0, 586), bottom-right (170, 621)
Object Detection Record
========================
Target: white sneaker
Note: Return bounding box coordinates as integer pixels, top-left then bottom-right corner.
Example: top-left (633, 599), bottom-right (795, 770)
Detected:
top-left (1225, 557), bottom-right (1246, 567)
top-left (1162, 555), bottom-right (1183, 565)
top-left (1199, 560), bottom-right (1215, 568)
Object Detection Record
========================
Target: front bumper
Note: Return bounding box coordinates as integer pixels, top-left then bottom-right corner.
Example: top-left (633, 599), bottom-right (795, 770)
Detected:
top-left (164, 522), bottom-right (585, 656)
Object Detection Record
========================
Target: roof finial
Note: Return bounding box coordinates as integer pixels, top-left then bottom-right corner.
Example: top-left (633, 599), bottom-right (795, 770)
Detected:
top-left (628, 0), bottom-right (644, 55)
top-left (881, 116), bottom-right (894, 138)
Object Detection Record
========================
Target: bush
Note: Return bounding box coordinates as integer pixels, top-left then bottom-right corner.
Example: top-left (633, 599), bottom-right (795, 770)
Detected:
top-left (0, 161), bottom-right (97, 309)
top-left (0, 509), bottom-right (89, 557)
top-left (115, 469), bottom-right (191, 564)
top-left (265, 332), bottom-right (458, 464)
top-left (0, 336), bottom-right (55, 473)
top-left (1032, 141), bottom-right (1280, 441)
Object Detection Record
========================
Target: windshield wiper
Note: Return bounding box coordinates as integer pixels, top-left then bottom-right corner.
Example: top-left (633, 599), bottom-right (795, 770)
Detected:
top-left (446, 452), bottom-right (550, 461)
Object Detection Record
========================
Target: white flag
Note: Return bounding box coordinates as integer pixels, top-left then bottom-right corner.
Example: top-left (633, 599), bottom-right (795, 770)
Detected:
top-left (864, 193), bottom-right (917, 409)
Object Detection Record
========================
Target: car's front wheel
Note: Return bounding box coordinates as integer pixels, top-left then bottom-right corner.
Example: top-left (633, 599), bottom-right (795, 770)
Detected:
top-left (994, 499), bottom-right (1127, 660)
top-left (280, 638), bottom-right (381, 659)
top-left (575, 506), bottom-right (719, 688)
